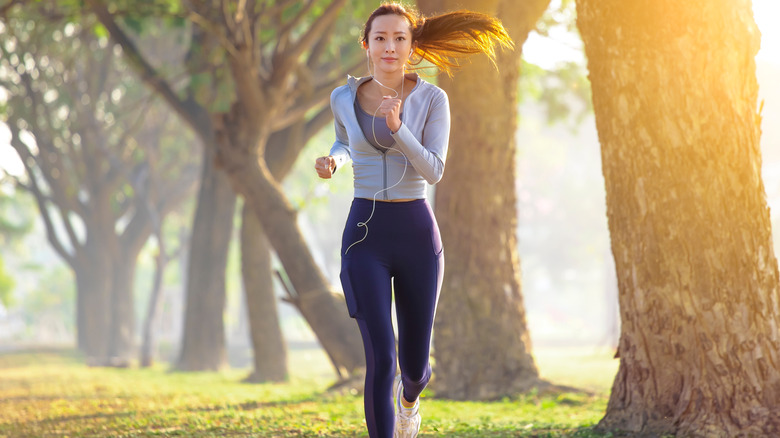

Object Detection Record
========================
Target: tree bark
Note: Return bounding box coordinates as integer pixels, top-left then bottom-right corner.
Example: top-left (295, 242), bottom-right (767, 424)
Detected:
top-left (417, 0), bottom-right (549, 400)
top-left (214, 111), bottom-right (365, 375)
top-left (578, 0), bottom-right (780, 435)
top-left (107, 252), bottom-right (138, 365)
top-left (141, 246), bottom-right (167, 368)
top-left (241, 204), bottom-right (288, 382)
top-left (177, 148), bottom-right (237, 371)
top-left (236, 118), bottom-right (331, 381)
top-left (75, 251), bottom-right (112, 362)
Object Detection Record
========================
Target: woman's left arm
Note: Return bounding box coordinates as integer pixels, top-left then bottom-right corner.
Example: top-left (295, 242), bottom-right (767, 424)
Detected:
top-left (390, 90), bottom-right (450, 184)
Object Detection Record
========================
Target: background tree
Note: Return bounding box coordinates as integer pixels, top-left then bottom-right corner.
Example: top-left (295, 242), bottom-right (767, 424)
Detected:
top-left (240, 121), bottom-right (336, 382)
top-left (0, 189), bottom-right (34, 309)
top-left (86, 0), bottom-right (370, 376)
top-left (0, 10), bottom-right (199, 364)
top-left (415, 0), bottom-right (550, 399)
top-left (578, 0), bottom-right (780, 435)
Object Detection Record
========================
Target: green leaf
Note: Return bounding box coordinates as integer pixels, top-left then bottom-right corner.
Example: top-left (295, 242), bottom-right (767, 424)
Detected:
top-left (92, 23), bottom-right (108, 39)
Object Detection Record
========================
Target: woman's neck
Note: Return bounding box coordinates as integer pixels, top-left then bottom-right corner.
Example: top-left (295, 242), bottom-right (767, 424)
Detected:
top-left (371, 71), bottom-right (405, 95)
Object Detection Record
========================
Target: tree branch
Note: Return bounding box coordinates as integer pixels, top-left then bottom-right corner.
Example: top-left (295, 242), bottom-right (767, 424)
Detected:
top-left (271, 86), bottom-right (330, 132)
top-left (269, 0), bottom-right (347, 86)
top-left (20, 73), bottom-right (84, 218)
top-left (8, 124), bottom-right (77, 267)
top-left (303, 105), bottom-right (333, 140)
top-left (86, 0), bottom-right (212, 141)
top-left (276, 0), bottom-right (317, 47)
top-left (259, 0), bottom-right (300, 18)
top-left (186, 6), bottom-right (240, 57)
top-left (271, 59), bottom-right (358, 132)
top-left (0, 0), bottom-right (23, 19)
top-left (105, 98), bottom-right (155, 194)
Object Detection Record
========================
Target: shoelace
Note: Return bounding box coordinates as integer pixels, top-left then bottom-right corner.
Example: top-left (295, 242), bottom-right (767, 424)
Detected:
top-left (396, 408), bottom-right (419, 430)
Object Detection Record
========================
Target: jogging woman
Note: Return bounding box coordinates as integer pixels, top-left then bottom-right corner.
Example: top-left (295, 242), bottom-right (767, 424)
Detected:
top-left (315, 3), bottom-right (512, 437)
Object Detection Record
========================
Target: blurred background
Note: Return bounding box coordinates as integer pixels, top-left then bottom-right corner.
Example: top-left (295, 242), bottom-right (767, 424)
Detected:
top-left (0, 0), bottom-right (777, 375)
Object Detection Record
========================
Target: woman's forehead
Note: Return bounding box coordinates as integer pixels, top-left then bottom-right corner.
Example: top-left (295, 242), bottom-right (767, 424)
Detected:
top-left (370, 14), bottom-right (412, 34)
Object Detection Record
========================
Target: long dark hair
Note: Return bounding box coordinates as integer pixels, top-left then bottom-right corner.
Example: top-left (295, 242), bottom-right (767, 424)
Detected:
top-left (361, 2), bottom-right (514, 76)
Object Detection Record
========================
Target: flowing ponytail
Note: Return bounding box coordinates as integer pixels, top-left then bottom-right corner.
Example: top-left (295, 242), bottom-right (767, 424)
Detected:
top-left (361, 3), bottom-right (514, 76)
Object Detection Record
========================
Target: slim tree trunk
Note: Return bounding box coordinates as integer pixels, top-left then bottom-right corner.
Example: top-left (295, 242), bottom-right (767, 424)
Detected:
top-left (141, 247), bottom-right (167, 368)
top-left (241, 204), bottom-right (288, 382)
top-left (108, 253), bottom-right (138, 366)
top-left (177, 149), bottom-right (237, 371)
top-left (578, 0), bottom-right (780, 435)
top-left (418, 0), bottom-right (549, 400)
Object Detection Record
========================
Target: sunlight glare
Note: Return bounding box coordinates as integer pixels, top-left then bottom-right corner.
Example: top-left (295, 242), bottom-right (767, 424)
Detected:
top-left (753, 0), bottom-right (779, 65)
top-left (0, 124), bottom-right (24, 177)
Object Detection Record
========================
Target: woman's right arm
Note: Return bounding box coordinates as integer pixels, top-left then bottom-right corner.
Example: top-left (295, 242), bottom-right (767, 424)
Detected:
top-left (315, 88), bottom-right (351, 179)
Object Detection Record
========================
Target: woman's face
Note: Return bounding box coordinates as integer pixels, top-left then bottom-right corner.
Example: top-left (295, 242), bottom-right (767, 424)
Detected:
top-left (365, 14), bottom-right (414, 76)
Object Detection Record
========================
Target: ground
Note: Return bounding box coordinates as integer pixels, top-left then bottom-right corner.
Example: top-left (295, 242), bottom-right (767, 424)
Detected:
top-left (0, 346), bottom-right (618, 437)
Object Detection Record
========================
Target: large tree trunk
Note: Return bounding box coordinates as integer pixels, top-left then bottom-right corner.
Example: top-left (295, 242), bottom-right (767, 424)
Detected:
top-left (75, 252), bottom-right (112, 362)
top-left (578, 0), bottom-right (780, 435)
top-left (241, 205), bottom-right (288, 382)
top-left (417, 0), bottom-right (549, 400)
top-left (76, 213), bottom-right (118, 363)
top-left (213, 110), bottom-right (365, 376)
top-left (237, 123), bottom-right (325, 382)
top-left (177, 149), bottom-right (237, 371)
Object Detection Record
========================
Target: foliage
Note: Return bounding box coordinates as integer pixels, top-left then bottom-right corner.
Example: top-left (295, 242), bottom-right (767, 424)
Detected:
top-left (0, 255), bottom-right (13, 308)
top-left (520, 60), bottom-right (592, 129)
top-left (0, 182), bottom-right (36, 308)
top-left (0, 188), bottom-right (34, 245)
top-left (520, 0), bottom-right (593, 129)
top-left (0, 348), bottom-right (616, 437)
top-left (82, 0), bottom-right (370, 115)
top-left (0, 3), bottom-right (200, 260)
top-left (19, 264), bottom-right (75, 337)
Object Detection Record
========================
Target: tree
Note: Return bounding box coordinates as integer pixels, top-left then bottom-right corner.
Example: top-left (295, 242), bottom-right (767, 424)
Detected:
top-left (414, 0), bottom-right (550, 400)
top-left (578, 0), bottom-right (780, 435)
top-left (240, 123), bottom-right (335, 382)
top-left (0, 187), bottom-right (35, 308)
top-left (86, 0), bottom-right (371, 376)
top-left (0, 11), bottom-right (199, 364)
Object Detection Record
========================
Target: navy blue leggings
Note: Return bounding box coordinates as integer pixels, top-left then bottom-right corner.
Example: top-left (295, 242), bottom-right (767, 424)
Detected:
top-left (340, 198), bottom-right (444, 438)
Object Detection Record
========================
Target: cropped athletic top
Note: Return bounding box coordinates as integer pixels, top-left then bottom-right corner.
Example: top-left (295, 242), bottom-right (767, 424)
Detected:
top-left (354, 99), bottom-right (399, 151)
top-left (329, 73), bottom-right (451, 200)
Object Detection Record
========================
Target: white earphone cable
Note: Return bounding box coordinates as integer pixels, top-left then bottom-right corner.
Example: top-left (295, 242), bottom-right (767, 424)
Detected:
top-left (345, 55), bottom-right (410, 255)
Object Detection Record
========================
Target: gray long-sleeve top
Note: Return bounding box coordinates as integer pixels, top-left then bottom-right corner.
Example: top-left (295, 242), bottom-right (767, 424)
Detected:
top-left (329, 74), bottom-right (451, 200)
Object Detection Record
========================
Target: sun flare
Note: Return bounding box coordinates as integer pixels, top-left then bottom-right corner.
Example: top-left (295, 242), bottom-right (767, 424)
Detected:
top-left (754, 0), bottom-right (780, 64)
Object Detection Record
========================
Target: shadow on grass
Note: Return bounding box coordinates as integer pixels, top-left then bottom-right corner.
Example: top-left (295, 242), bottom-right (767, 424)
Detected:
top-left (186, 395), bottom-right (323, 413)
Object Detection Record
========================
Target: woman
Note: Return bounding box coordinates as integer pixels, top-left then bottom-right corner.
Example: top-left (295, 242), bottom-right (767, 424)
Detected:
top-left (315, 3), bottom-right (512, 437)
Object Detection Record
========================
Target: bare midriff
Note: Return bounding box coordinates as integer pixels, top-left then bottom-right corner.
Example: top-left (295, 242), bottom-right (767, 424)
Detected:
top-left (359, 197), bottom-right (419, 203)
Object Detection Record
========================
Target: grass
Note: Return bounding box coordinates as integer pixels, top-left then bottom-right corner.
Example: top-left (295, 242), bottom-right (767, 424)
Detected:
top-left (0, 346), bottom-right (618, 437)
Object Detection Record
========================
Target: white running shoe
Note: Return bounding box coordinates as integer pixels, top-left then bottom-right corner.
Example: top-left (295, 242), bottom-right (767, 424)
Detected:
top-left (394, 376), bottom-right (421, 438)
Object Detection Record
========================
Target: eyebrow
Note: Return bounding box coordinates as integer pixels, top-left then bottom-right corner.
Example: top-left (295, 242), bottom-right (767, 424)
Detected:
top-left (372, 31), bottom-right (408, 35)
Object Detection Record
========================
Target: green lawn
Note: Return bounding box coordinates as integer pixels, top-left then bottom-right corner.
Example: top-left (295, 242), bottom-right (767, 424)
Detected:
top-left (0, 346), bottom-right (618, 437)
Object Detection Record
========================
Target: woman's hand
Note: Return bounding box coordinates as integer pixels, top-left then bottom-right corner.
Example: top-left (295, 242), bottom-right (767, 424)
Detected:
top-left (379, 96), bottom-right (402, 132)
top-left (315, 156), bottom-right (336, 179)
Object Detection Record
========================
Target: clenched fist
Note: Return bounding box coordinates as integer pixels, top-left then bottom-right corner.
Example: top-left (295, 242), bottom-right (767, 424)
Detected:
top-left (315, 156), bottom-right (336, 179)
